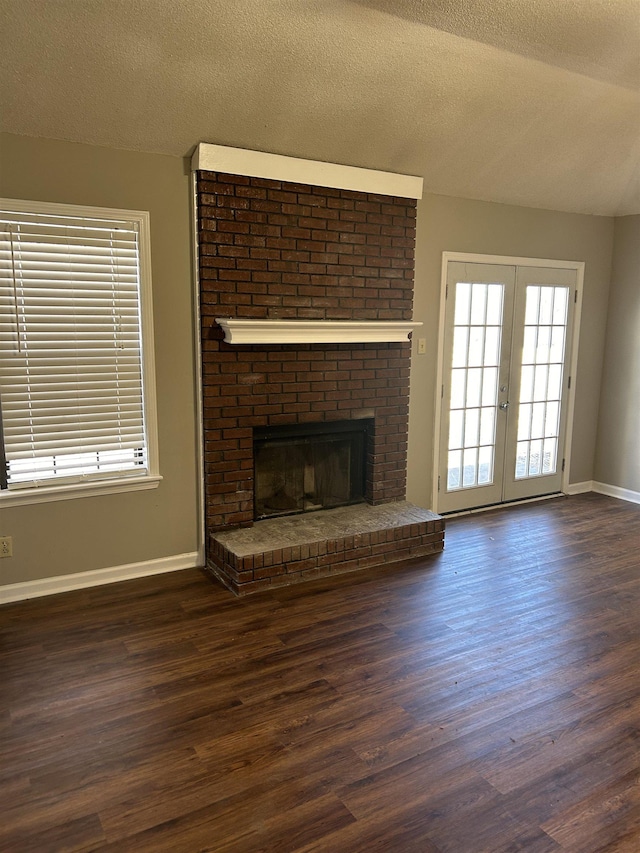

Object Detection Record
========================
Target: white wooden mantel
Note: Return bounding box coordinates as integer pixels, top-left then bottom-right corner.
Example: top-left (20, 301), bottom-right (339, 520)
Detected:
top-left (216, 319), bottom-right (423, 345)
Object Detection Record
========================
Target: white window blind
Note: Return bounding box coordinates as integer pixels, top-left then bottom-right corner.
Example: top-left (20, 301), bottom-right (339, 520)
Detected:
top-left (0, 201), bottom-right (156, 493)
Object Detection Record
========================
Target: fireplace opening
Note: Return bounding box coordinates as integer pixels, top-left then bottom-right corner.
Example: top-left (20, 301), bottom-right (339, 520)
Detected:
top-left (254, 419), bottom-right (373, 520)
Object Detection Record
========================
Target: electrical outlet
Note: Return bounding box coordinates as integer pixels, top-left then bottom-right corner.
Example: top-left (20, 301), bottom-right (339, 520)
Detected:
top-left (0, 536), bottom-right (12, 558)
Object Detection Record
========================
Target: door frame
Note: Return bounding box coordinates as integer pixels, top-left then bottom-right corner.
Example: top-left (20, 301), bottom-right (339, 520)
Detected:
top-left (432, 252), bottom-right (585, 514)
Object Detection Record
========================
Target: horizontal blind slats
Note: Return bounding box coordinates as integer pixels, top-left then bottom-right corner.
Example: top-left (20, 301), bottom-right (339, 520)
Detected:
top-left (0, 206), bottom-right (149, 488)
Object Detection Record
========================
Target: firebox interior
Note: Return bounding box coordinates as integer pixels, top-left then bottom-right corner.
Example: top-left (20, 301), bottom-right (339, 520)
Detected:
top-left (253, 419), bottom-right (373, 520)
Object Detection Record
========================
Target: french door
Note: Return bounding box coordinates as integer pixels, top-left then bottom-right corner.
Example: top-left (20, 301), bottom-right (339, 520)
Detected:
top-left (438, 261), bottom-right (577, 513)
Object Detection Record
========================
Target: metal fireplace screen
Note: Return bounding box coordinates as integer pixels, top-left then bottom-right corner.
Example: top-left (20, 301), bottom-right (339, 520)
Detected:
top-left (253, 419), bottom-right (373, 520)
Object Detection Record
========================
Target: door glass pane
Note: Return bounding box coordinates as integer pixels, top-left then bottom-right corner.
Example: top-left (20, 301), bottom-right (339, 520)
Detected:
top-left (543, 438), bottom-right (557, 473)
top-left (451, 369), bottom-right (466, 408)
top-left (533, 364), bottom-right (549, 401)
top-left (520, 365), bottom-right (534, 403)
top-left (550, 326), bottom-right (565, 362)
top-left (463, 447), bottom-right (478, 486)
top-left (529, 438), bottom-right (543, 475)
top-left (468, 327), bottom-right (484, 367)
top-left (553, 288), bottom-right (568, 324)
top-left (545, 400), bottom-right (559, 436)
top-left (522, 326), bottom-right (536, 364)
top-left (539, 287), bottom-right (554, 324)
top-left (516, 441), bottom-right (528, 478)
top-left (525, 286), bottom-right (539, 325)
top-left (452, 326), bottom-right (469, 367)
top-left (446, 281), bottom-right (504, 492)
top-left (531, 402), bottom-right (545, 439)
top-left (486, 285), bottom-right (502, 324)
top-left (470, 285), bottom-right (487, 325)
top-left (515, 285), bottom-right (570, 480)
top-left (448, 449), bottom-right (462, 489)
top-left (464, 408), bottom-right (480, 447)
top-left (478, 445), bottom-right (493, 484)
top-left (465, 367), bottom-right (482, 408)
top-left (536, 326), bottom-right (551, 362)
top-left (448, 409), bottom-right (463, 449)
top-left (479, 407), bottom-right (495, 445)
top-left (547, 364), bottom-right (562, 400)
top-left (454, 282), bottom-right (471, 324)
top-left (482, 367), bottom-right (499, 406)
top-left (484, 326), bottom-right (500, 365)
top-left (518, 403), bottom-right (532, 441)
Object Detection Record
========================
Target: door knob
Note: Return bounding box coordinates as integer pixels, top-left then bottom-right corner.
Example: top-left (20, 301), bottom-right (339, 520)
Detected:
top-left (499, 401), bottom-right (509, 410)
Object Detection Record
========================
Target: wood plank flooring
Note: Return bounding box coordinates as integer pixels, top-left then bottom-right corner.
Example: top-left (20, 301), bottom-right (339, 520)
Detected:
top-left (1, 493), bottom-right (639, 852)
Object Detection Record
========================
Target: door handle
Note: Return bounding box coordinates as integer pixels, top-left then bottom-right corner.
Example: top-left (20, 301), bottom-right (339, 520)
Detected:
top-left (499, 401), bottom-right (510, 410)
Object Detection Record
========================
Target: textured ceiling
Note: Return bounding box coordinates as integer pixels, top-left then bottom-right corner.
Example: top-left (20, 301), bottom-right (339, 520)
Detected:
top-left (1, 0), bottom-right (639, 215)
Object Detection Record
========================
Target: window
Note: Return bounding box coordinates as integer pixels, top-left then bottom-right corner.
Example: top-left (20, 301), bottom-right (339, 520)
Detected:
top-left (0, 199), bottom-right (160, 506)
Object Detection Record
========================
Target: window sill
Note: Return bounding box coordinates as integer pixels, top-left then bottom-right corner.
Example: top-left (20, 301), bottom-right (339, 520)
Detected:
top-left (0, 475), bottom-right (162, 507)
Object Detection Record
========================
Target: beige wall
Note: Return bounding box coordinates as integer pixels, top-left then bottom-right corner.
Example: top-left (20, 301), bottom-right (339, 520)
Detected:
top-left (407, 193), bottom-right (615, 508)
top-left (0, 132), bottom-right (624, 589)
top-left (594, 215), bottom-right (640, 494)
top-left (0, 133), bottom-right (200, 585)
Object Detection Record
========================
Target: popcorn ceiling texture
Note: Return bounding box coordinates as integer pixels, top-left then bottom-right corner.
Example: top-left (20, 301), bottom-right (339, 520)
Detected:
top-left (1, 0), bottom-right (638, 215)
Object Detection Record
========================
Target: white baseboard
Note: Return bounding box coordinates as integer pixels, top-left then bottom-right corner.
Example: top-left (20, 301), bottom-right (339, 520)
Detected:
top-left (592, 481), bottom-right (640, 505)
top-left (0, 552), bottom-right (201, 605)
top-left (565, 480), bottom-right (594, 495)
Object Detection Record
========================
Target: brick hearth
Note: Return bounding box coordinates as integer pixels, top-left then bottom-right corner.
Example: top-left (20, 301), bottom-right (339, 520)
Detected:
top-left (195, 164), bottom-right (444, 593)
top-left (209, 502), bottom-right (445, 596)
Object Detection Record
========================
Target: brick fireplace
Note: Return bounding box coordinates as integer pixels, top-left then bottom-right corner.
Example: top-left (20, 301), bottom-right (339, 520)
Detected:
top-left (194, 145), bottom-right (444, 594)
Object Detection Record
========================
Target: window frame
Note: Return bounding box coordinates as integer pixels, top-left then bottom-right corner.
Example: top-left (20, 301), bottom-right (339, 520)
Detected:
top-left (0, 198), bottom-right (161, 507)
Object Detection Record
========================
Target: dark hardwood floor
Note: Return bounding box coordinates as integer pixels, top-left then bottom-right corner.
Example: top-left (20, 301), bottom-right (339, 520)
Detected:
top-left (2, 493), bottom-right (640, 852)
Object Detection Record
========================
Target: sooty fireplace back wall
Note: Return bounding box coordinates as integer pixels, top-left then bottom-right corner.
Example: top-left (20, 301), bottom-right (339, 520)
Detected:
top-left (254, 418), bottom-right (373, 520)
top-left (196, 168), bottom-right (417, 538)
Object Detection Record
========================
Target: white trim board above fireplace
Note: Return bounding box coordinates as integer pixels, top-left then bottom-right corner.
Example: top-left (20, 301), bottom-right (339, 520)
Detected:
top-left (216, 319), bottom-right (423, 344)
top-left (192, 143), bottom-right (423, 199)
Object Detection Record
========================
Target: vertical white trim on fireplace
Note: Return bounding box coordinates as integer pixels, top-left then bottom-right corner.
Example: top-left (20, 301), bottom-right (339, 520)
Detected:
top-left (191, 170), bottom-right (206, 566)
